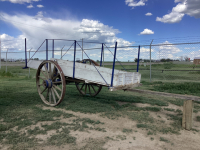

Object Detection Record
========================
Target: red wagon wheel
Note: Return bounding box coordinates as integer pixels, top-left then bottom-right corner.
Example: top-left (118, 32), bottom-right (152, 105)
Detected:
top-left (36, 60), bottom-right (66, 106)
top-left (75, 59), bottom-right (102, 96)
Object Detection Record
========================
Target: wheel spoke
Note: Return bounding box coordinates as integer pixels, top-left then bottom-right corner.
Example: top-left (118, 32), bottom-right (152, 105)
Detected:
top-left (52, 73), bottom-right (60, 80)
top-left (41, 87), bottom-right (47, 94)
top-left (38, 83), bottom-right (44, 86)
top-left (44, 65), bottom-right (50, 79)
top-left (80, 83), bottom-right (85, 90)
top-left (88, 85), bottom-right (91, 95)
top-left (41, 70), bottom-right (48, 79)
top-left (52, 81), bottom-right (62, 84)
top-left (52, 66), bottom-right (56, 79)
top-left (51, 89), bottom-right (56, 104)
top-left (49, 89), bottom-right (51, 103)
top-left (52, 87), bottom-right (61, 99)
top-left (45, 88), bottom-right (49, 100)
top-left (38, 76), bottom-right (46, 81)
top-left (85, 84), bottom-right (87, 94)
top-left (49, 63), bottom-right (52, 79)
top-left (91, 85), bottom-right (96, 93)
top-left (53, 84), bottom-right (62, 92)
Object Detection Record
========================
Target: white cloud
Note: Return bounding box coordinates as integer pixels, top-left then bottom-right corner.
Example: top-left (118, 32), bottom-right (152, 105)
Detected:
top-left (189, 51), bottom-right (200, 60)
top-left (159, 41), bottom-right (182, 53)
top-left (156, 41), bottom-right (182, 59)
top-left (139, 28), bottom-right (154, 35)
top-left (156, 0), bottom-right (200, 23)
top-left (0, 0), bottom-right (39, 4)
top-left (0, 12), bottom-right (133, 57)
top-left (27, 4), bottom-right (33, 8)
top-left (37, 4), bottom-right (43, 8)
top-left (125, 0), bottom-right (148, 9)
top-left (145, 12), bottom-right (152, 16)
top-left (156, 11), bottom-right (185, 23)
top-left (1, 34), bottom-right (25, 51)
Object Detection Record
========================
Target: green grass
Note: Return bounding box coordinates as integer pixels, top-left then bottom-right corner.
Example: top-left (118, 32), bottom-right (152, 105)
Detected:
top-left (127, 112), bottom-right (154, 123)
top-left (164, 108), bottom-right (175, 112)
top-left (47, 128), bottom-right (76, 146)
top-left (105, 62), bottom-right (200, 84)
top-left (160, 137), bottom-right (170, 143)
top-left (153, 82), bottom-right (200, 96)
top-left (27, 127), bottom-right (46, 135)
top-left (116, 135), bottom-right (126, 140)
top-left (106, 62), bottom-right (200, 96)
top-left (0, 71), bottom-right (15, 77)
top-left (137, 81), bottom-right (200, 97)
top-left (197, 116), bottom-right (200, 122)
top-left (3, 130), bottom-right (37, 150)
top-left (122, 128), bottom-right (133, 133)
top-left (42, 121), bottom-right (68, 131)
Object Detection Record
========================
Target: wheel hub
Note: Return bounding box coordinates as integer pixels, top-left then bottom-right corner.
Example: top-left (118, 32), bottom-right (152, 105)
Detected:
top-left (45, 79), bottom-right (52, 88)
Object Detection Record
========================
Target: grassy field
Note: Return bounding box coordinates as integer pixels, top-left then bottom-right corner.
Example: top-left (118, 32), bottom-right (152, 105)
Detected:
top-left (105, 62), bottom-right (200, 82)
top-left (104, 62), bottom-right (200, 97)
top-left (0, 65), bottom-right (200, 149)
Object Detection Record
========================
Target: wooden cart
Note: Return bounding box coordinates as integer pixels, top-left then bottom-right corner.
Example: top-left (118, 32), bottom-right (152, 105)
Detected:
top-left (28, 58), bottom-right (141, 106)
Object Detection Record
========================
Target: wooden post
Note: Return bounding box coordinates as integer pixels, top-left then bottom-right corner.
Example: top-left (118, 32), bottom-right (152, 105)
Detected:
top-left (182, 100), bottom-right (194, 130)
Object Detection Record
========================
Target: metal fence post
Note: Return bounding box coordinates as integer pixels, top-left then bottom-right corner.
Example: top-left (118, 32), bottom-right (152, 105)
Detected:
top-left (100, 43), bottom-right (103, 66)
top-left (150, 40), bottom-right (153, 82)
top-left (73, 40), bottom-right (76, 78)
top-left (82, 38), bottom-right (83, 60)
top-left (103, 44), bottom-right (104, 67)
top-left (23, 38), bottom-right (28, 69)
top-left (25, 38), bottom-right (27, 68)
top-left (137, 45), bottom-right (140, 72)
top-left (111, 42), bottom-right (117, 87)
top-left (46, 39), bottom-right (48, 68)
top-left (29, 50), bottom-right (30, 78)
top-left (0, 34), bottom-right (1, 69)
top-left (52, 39), bottom-right (54, 58)
top-left (6, 49), bottom-right (8, 73)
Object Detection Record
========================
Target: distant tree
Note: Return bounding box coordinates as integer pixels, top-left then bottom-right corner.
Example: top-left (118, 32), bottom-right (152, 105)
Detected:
top-left (160, 58), bottom-right (166, 62)
top-left (160, 58), bottom-right (172, 62)
top-left (134, 58), bottom-right (142, 62)
top-left (34, 58), bottom-right (39, 60)
top-left (144, 59), bottom-right (150, 62)
top-left (184, 56), bottom-right (190, 62)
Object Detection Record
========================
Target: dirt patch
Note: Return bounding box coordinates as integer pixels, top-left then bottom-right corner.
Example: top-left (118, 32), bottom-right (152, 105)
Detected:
top-left (32, 105), bottom-right (200, 150)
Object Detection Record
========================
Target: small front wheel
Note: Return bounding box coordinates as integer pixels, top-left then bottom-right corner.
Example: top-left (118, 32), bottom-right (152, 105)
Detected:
top-left (36, 60), bottom-right (66, 106)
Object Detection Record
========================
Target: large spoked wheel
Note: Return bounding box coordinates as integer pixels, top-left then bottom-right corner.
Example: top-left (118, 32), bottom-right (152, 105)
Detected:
top-left (75, 59), bottom-right (102, 96)
top-left (36, 60), bottom-right (66, 106)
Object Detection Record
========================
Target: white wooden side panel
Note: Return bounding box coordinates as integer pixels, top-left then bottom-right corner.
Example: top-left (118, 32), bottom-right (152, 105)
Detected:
top-left (27, 59), bottom-right (141, 88)
top-left (56, 59), bottom-right (114, 86)
top-left (27, 60), bottom-right (42, 69)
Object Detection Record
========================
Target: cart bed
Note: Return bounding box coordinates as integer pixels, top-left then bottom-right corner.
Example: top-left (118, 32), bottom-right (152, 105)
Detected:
top-left (27, 59), bottom-right (141, 90)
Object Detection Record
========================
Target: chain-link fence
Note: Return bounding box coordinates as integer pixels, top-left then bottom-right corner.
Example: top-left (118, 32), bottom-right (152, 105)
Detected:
top-left (1, 39), bottom-right (200, 83)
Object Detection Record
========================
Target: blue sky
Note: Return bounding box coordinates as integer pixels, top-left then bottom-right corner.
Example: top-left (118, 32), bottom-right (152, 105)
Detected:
top-left (0, 0), bottom-right (200, 60)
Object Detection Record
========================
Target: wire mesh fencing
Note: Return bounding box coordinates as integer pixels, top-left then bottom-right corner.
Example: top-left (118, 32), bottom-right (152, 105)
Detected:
top-left (1, 39), bottom-right (200, 83)
top-left (149, 42), bottom-right (200, 83)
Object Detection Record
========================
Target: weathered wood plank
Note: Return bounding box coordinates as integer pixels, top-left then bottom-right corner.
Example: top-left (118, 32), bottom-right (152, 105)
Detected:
top-left (182, 100), bottom-right (194, 130)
